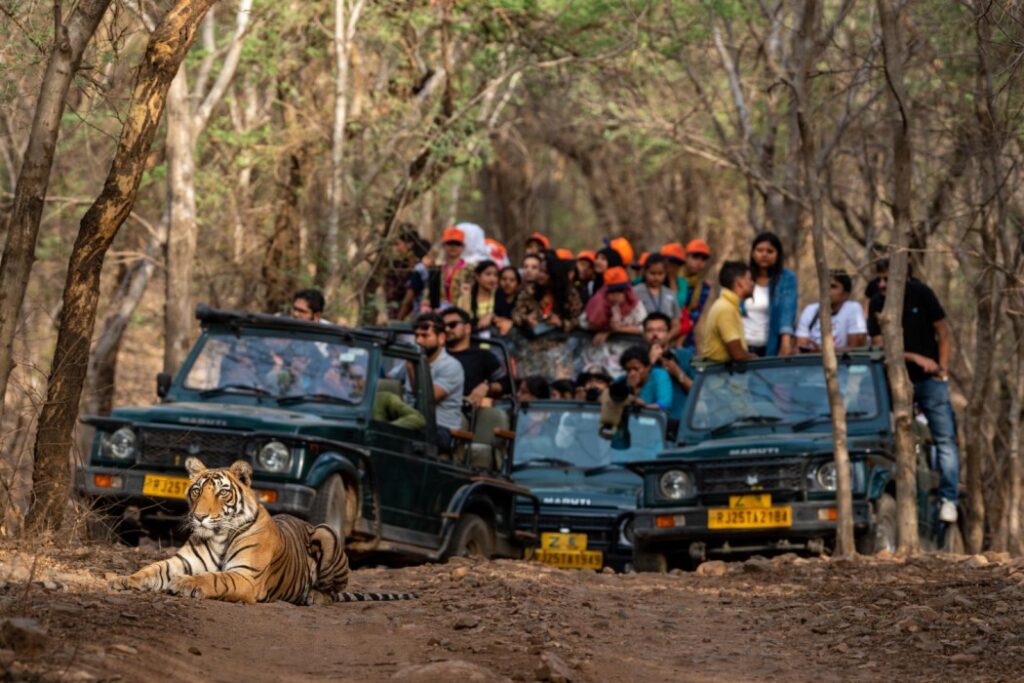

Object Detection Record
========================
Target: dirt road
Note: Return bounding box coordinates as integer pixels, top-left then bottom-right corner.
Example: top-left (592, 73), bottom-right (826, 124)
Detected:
top-left (1, 544), bottom-right (1022, 682)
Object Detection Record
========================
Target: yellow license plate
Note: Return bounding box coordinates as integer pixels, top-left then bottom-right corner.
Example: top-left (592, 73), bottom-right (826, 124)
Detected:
top-left (729, 494), bottom-right (772, 508)
top-left (534, 549), bottom-right (604, 570)
top-left (142, 474), bottom-right (190, 500)
top-left (541, 532), bottom-right (588, 551)
top-left (708, 506), bottom-right (792, 529)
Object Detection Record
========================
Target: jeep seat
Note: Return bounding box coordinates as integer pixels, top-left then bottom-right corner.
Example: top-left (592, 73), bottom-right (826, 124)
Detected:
top-left (469, 406), bottom-right (512, 471)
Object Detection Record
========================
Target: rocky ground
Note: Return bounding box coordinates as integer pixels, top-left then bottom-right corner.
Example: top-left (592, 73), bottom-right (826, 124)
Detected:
top-left (0, 543), bottom-right (1021, 682)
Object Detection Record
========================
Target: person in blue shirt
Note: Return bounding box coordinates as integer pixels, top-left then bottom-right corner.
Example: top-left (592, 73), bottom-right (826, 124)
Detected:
top-left (619, 344), bottom-right (672, 411)
top-left (642, 312), bottom-right (694, 421)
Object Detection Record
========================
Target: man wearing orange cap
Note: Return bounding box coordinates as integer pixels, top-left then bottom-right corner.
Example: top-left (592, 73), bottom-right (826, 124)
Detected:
top-left (438, 226), bottom-right (469, 309)
top-left (575, 250), bottom-right (597, 304)
top-left (663, 239), bottom-right (712, 348)
top-left (525, 232), bottom-right (551, 255)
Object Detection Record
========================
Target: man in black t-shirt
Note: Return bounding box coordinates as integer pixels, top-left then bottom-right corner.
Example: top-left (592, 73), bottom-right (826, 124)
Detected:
top-left (442, 308), bottom-right (508, 406)
top-left (867, 260), bottom-right (960, 523)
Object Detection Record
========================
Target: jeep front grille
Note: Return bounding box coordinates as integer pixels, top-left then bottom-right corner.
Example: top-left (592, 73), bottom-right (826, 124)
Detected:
top-left (137, 427), bottom-right (246, 469)
top-left (696, 458), bottom-right (804, 495)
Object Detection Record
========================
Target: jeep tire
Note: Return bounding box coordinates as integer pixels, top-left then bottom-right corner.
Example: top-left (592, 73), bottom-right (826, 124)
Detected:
top-left (857, 492), bottom-right (897, 555)
top-left (448, 513), bottom-right (494, 559)
top-left (310, 474), bottom-right (348, 539)
top-left (633, 546), bottom-right (668, 573)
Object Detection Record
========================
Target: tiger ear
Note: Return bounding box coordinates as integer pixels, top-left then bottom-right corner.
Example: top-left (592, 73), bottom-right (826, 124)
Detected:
top-left (229, 460), bottom-right (253, 487)
top-left (185, 457), bottom-right (207, 478)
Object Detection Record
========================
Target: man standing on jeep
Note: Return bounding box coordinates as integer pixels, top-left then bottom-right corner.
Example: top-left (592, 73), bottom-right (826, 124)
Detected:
top-left (412, 313), bottom-right (465, 454)
top-left (442, 307), bottom-right (508, 405)
top-left (700, 261), bottom-right (758, 363)
top-left (867, 259), bottom-right (960, 523)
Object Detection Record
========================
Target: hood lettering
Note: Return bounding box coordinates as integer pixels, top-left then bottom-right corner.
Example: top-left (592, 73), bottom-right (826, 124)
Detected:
top-left (179, 417), bottom-right (229, 427)
top-left (728, 447), bottom-right (781, 456)
top-left (542, 497), bottom-right (592, 506)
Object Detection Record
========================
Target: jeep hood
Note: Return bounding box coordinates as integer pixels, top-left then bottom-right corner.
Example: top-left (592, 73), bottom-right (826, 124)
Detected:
top-left (659, 432), bottom-right (884, 463)
top-left (513, 468), bottom-right (640, 510)
top-left (109, 402), bottom-right (360, 435)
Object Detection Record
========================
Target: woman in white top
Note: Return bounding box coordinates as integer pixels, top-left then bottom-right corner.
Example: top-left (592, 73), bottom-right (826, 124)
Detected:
top-left (743, 232), bottom-right (799, 356)
top-left (795, 270), bottom-right (867, 351)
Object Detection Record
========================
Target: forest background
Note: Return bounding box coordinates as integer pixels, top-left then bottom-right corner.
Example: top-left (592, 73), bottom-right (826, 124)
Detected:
top-left (0, 0), bottom-right (1021, 554)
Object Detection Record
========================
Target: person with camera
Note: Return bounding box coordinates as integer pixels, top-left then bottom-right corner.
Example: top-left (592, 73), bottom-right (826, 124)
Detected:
top-left (643, 312), bottom-right (694, 421)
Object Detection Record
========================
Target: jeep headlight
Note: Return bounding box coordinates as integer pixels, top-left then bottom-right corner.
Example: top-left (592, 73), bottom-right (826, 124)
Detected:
top-left (101, 427), bottom-right (136, 460)
top-left (815, 462), bottom-right (838, 491)
top-left (659, 469), bottom-right (694, 501)
top-left (256, 441), bottom-right (291, 473)
top-left (618, 517), bottom-right (635, 548)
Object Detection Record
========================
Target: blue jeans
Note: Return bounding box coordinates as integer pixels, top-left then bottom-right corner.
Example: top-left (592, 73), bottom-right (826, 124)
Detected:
top-left (913, 378), bottom-right (960, 504)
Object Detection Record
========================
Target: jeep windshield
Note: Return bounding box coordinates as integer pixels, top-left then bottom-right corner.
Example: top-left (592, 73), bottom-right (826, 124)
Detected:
top-left (514, 404), bottom-right (665, 470)
top-left (182, 331), bottom-right (370, 406)
top-left (688, 361), bottom-right (880, 433)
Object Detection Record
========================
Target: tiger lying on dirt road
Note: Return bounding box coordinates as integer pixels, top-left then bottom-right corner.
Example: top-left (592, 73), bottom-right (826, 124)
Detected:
top-left (109, 457), bottom-right (415, 605)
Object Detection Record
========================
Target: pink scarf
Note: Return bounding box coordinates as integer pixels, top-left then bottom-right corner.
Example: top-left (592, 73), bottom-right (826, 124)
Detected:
top-left (584, 284), bottom-right (639, 330)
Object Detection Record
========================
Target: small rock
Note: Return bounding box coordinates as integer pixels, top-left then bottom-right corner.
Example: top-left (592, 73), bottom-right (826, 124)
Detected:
top-left (107, 644), bottom-right (137, 656)
top-left (451, 567), bottom-right (469, 580)
top-left (875, 549), bottom-right (894, 560)
top-left (601, 567), bottom-right (615, 575)
top-left (535, 651), bottom-right (573, 683)
top-left (57, 670), bottom-right (97, 682)
top-left (963, 554), bottom-right (989, 569)
top-left (668, 568), bottom-right (684, 576)
top-left (0, 618), bottom-right (48, 656)
top-left (983, 551), bottom-right (1010, 564)
top-left (772, 553), bottom-right (799, 566)
top-left (453, 615), bottom-right (480, 630)
top-left (896, 618), bottom-right (920, 633)
top-left (742, 558), bottom-right (773, 573)
top-left (392, 660), bottom-right (509, 682)
top-left (696, 561), bottom-right (728, 577)
top-left (188, 646), bottom-right (202, 656)
top-left (949, 653), bottom-right (979, 664)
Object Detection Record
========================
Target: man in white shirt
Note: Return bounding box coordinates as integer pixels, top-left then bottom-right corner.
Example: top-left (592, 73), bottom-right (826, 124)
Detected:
top-left (795, 270), bottom-right (867, 351)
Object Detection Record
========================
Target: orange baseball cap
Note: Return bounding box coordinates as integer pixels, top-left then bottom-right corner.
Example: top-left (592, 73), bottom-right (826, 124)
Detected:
top-left (526, 232), bottom-right (551, 249)
top-left (441, 227), bottom-right (465, 245)
top-left (660, 242), bottom-right (686, 262)
top-left (685, 239), bottom-right (711, 256)
top-left (554, 248), bottom-right (573, 260)
top-left (485, 237), bottom-right (507, 261)
top-left (577, 250), bottom-right (597, 263)
top-left (603, 266), bottom-right (630, 291)
top-left (609, 237), bottom-right (634, 266)
top-left (637, 251), bottom-right (650, 267)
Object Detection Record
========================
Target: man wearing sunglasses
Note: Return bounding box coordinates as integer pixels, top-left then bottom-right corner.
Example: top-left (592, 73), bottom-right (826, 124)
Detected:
top-left (412, 313), bottom-right (464, 453)
top-left (442, 307), bottom-right (507, 406)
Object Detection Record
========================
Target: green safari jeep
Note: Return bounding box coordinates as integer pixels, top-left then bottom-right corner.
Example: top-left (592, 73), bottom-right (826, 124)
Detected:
top-left (75, 305), bottom-right (538, 562)
top-left (630, 352), bottom-right (965, 571)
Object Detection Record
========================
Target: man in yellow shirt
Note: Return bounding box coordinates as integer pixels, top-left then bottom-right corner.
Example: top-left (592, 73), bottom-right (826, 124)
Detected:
top-left (701, 261), bottom-right (759, 362)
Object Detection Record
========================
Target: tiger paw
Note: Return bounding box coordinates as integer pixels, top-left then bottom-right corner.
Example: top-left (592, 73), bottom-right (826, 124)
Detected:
top-left (108, 575), bottom-right (138, 591)
top-left (168, 576), bottom-right (206, 600)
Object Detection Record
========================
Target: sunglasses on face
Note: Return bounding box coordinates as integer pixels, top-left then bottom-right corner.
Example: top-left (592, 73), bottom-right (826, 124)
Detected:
top-left (444, 321), bottom-right (462, 330)
top-left (688, 253), bottom-right (710, 261)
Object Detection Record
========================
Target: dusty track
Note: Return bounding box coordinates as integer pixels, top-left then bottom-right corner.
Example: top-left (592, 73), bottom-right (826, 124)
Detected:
top-left (1, 544), bottom-right (1022, 682)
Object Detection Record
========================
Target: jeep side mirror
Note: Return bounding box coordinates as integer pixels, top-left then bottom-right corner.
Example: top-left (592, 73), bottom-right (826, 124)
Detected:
top-left (156, 372), bottom-right (172, 398)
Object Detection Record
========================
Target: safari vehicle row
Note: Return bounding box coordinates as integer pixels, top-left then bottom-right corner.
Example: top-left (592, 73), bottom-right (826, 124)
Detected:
top-left (76, 306), bottom-right (539, 563)
top-left (628, 351), bottom-right (966, 571)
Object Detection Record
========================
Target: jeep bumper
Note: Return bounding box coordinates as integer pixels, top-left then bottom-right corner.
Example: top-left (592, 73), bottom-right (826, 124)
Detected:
top-left (75, 465), bottom-right (316, 517)
top-left (633, 499), bottom-right (871, 555)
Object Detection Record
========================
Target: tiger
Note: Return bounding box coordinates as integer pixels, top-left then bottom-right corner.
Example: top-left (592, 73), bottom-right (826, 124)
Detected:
top-left (109, 457), bottom-right (415, 605)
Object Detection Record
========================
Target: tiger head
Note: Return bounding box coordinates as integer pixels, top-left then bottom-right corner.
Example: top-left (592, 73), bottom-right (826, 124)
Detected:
top-left (184, 457), bottom-right (258, 539)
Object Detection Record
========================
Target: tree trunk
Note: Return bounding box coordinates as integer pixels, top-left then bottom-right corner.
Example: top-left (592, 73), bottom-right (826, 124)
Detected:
top-left (0, 0), bottom-right (112, 421)
top-left (24, 0), bottom-right (220, 536)
top-left (326, 0), bottom-right (366, 289)
top-left (1009, 319), bottom-right (1024, 555)
top-left (792, 0), bottom-right (856, 556)
top-left (876, 0), bottom-right (919, 555)
top-left (162, 73), bottom-right (198, 375)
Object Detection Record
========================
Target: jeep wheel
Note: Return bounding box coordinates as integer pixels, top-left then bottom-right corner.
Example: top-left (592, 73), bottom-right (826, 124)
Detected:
top-left (857, 493), bottom-right (897, 555)
top-left (448, 514), bottom-right (494, 559)
top-left (310, 474), bottom-right (348, 539)
top-left (633, 547), bottom-right (668, 573)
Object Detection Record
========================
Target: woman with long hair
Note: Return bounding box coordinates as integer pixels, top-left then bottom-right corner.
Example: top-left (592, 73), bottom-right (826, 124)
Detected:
top-left (744, 232), bottom-right (798, 356)
top-left (512, 250), bottom-right (583, 335)
top-left (457, 260), bottom-right (500, 335)
top-left (493, 266), bottom-right (521, 336)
